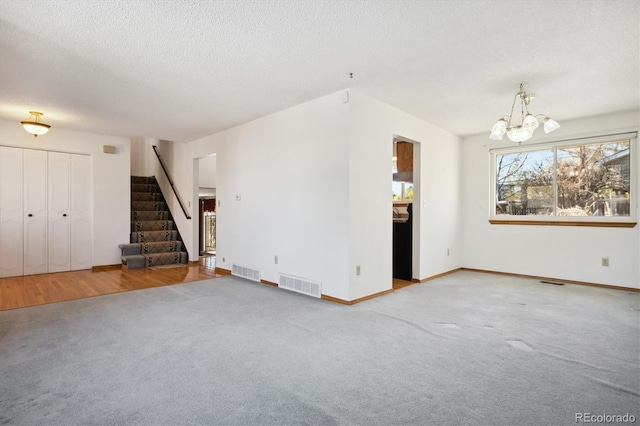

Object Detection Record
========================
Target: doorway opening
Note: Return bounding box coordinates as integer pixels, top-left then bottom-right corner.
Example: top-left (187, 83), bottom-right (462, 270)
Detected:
top-left (392, 137), bottom-right (420, 289)
top-left (200, 199), bottom-right (216, 255)
top-left (197, 154), bottom-right (217, 269)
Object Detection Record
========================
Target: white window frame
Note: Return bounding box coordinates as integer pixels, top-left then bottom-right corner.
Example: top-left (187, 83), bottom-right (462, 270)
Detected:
top-left (489, 132), bottom-right (637, 227)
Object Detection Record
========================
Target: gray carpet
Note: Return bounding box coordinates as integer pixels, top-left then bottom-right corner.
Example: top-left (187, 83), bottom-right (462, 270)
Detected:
top-left (1, 271), bottom-right (638, 425)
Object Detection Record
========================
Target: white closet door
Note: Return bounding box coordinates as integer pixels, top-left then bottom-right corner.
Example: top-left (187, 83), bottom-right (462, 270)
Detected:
top-left (23, 149), bottom-right (48, 275)
top-left (48, 152), bottom-right (71, 273)
top-left (0, 147), bottom-right (24, 278)
top-left (70, 154), bottom-right (91, 270)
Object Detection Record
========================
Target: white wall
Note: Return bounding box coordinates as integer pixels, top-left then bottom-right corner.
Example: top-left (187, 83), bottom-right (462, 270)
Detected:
top-left (130, 136), bottom-right (163, 177)
top-left (0, 118), bottom-right (130, 267)
top-left (348, 91), bottom-right (462, 300)
top-left (461, 110), bottom-right (640, 289)
top-left (166, 90), bottom-right (462, 301)
top-left (130, 136), bottom-right (148, 176)
top-left (198, 155), bottom-right (217, 190)
top-left (178, 91), bottom-right (351, 299)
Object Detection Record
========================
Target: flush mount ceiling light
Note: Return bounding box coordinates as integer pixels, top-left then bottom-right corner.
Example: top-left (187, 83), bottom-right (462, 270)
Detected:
top-left (20, 111), bottom-right (51, 137)
top-left (489, 83), bottom-right (560, 143)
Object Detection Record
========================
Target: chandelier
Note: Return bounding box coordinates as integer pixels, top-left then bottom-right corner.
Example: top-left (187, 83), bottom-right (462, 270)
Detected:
top-left (489, 83), bottom-right (559, 143)
top-left (20, 111), bottom-right (51, 137)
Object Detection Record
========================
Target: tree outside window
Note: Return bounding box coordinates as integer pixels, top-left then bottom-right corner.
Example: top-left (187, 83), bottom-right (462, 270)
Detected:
top-left (494, 138), bottom-right (632, 219)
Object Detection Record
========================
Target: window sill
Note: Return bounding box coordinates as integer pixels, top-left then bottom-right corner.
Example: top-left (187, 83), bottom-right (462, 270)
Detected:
top-left (489, 220), bottom-right (636, 228)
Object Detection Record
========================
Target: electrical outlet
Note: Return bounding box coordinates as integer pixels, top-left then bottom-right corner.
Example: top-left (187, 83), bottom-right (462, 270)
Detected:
top-left (602, 257), bottom-right (609, 267)
top-left (356, 265), bottom-right (361, 276)
top-left (274, 255), bottom-right (278, 265)
top-left (222, 257), bottom-right (225, 262)
top-left (447, 248), bottom-right (450, 256)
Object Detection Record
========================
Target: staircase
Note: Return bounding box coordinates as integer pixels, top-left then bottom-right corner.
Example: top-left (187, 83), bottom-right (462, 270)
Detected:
top-left (119, 176), bottom-right (188, 269)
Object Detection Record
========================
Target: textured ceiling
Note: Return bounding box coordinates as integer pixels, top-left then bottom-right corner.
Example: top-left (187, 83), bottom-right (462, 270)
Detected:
top-left (1, 0), bottom-right (638, 142)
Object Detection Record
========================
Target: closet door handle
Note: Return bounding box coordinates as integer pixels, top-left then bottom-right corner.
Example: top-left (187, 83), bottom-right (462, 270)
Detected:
top-left (28, 214), bottom-right (33, 217)
top-left (63, 214), bottom-right (68, 217)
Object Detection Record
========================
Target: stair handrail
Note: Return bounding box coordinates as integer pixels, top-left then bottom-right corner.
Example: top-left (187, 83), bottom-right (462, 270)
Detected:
top-left (152, 145), bottom-right (191, 220)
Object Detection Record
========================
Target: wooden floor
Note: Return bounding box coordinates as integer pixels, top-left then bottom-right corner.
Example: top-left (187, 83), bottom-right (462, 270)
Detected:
top-left (1, 255), bottom-right (418, 311)
top-left (0, 258), bottom-right (219, 311)
top-left (392, 278), bottom-right (415, 290)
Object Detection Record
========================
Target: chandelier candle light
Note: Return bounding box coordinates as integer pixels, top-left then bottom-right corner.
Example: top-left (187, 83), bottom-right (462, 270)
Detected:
top-left (20, 111), bottom-right (51, 137)
top-left (489, 83), bottom-right (559, 143)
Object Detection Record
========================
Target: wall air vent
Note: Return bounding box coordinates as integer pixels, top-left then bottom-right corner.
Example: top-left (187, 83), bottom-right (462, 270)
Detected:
top-left (231, 263), bottom-right (261, 282)
top-left (279, 273), bottom-right (321, 298)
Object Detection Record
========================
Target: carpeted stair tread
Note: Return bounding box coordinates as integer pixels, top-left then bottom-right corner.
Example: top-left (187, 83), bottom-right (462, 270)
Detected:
top-left (119, 243), bottom-right (140, 256)
top-left (131, 201), bottom-right (166, 211)
top-left (143, 251), bottom-right (188, 267)
top-left (141, 241), bottom-right (183, 254)
top-left (119, 241), bottom-right (183, 255)
top-left (131, 176), bottom-right (154, 184)
top-left (131, 192), bottom-right (164, 202)
top-left (131, 220), bottom-right (175, 232)
top-left (121, 254), bottom-right (145, 269)
top-left (131, 183), bottom-right (159, 193)
top-left (131, 210), bottom-right (169, 221)
top-left (130, 230), bottom-right (178, 243)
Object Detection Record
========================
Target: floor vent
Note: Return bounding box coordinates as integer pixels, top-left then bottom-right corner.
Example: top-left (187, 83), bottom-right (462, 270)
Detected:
top-left (232, 263), bottom-right (261, 282)
top-left (279, 273), bottom-right (321, 298)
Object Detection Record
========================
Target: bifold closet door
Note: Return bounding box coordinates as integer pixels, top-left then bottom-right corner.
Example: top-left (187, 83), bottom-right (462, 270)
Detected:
top-left (1, 149), bottom-right (91, 277)
top-left (48, 152), bottom-right (91, 273)
top-left (0, 147), bottom-right (24, 278)
top-left (48, 152), bottom-right (71, 273)
top-left (23, 149), bottom-right (48, 276)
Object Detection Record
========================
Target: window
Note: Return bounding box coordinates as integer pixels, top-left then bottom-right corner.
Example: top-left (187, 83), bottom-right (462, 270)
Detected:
top-left (392, 181), bottom-right (413, 201)
top-left (392, 149), bottom-right (413, 201)
top-left (491, 134), bottom-right (636, 226)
